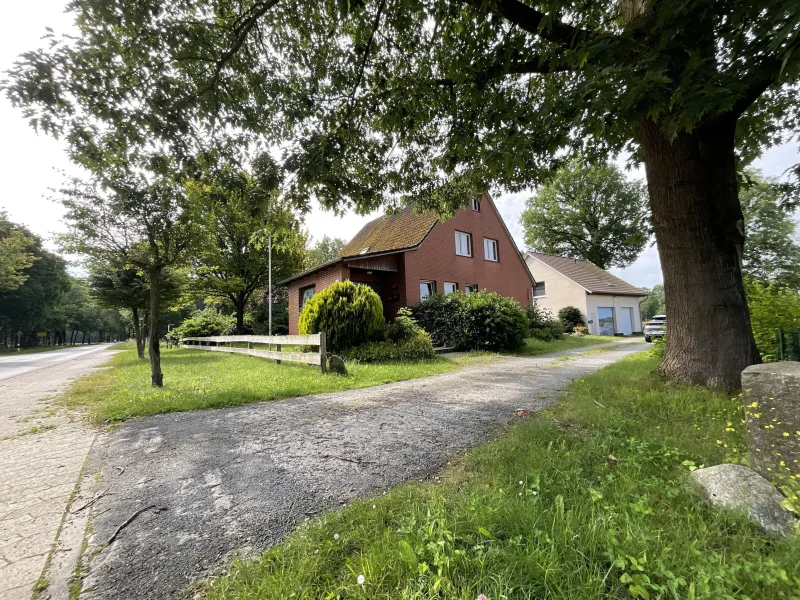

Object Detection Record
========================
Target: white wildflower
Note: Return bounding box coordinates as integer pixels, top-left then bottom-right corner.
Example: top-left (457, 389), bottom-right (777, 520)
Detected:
top-left (334, 533), bottom-right (340, 540)
top-left (357, 574), bottom-right (365, 585)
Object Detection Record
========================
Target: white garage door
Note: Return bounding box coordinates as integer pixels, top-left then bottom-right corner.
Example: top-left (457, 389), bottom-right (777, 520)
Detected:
top-left (618, 307), bottom-right (633, 335)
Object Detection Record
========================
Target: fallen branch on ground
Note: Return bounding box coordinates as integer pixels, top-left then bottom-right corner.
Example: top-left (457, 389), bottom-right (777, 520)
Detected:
top-left (103, 505), bottom-right (157, 547)
top-left (72, 487), bottom-right (110, 513)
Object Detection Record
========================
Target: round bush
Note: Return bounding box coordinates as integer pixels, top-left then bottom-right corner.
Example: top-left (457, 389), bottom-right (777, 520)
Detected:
top-left (170, 308), bottom-right (234, 341)
top-left (412, 290), bottom-right (529, 352)
top-left (298, 281), bottom-right (385, 352)
top-left (525, 302), bottom-right (565, 341)
top-left (558, 305), bottom-right (586, 333)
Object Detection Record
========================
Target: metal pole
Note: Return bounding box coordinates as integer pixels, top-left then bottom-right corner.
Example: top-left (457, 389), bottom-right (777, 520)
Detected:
top-left (268, 233), bottom-right (273, 336)
top-left (16, 331), bottom-right (22, 352)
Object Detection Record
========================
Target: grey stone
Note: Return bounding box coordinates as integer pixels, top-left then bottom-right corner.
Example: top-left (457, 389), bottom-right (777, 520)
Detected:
top-left (327, 354), bottom-right (348, 375)
top-left (689, 463), bottom-right (797, 537)
top-left (741, 362), bottom-right (800, 482)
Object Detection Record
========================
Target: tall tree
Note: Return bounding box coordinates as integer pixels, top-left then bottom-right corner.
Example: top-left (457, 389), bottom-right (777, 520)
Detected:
top-left (59, 166), bottom-right (198, 386)
top-left (521, 160), bottom-right (648, 269)
top-left (0, 212), bottom-right (37, 292)
top-left (88, 263), bottom-right (149, 357)
top-left (739, 172), bottom-right (800, 290)
top-left (189, 152), bottom-right (305, 333)
top-left (5, 1), bottom-right (800, 386)
top-left (306, 235), bottom-right (347, 268)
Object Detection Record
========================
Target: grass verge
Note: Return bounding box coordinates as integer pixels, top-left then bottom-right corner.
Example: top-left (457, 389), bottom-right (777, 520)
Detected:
top-left (517, 334), bottom-right (620, 356)
top-left (203, 352), bottom-right (800, 600)
top-left (62, 346), bottom-right (457, 423)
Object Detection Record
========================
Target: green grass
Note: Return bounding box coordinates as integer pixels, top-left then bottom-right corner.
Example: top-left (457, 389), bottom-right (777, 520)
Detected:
top-left (517, 334), bottom-right (620, 356)
top-left (62, 346), bottom-right (457, 423)
top-left (202, 352), bottom-right (800, 600)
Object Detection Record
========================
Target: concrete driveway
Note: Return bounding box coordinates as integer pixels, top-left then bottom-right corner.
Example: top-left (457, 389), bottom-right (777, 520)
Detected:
top-left (79, 341), bottom-right (648, 599)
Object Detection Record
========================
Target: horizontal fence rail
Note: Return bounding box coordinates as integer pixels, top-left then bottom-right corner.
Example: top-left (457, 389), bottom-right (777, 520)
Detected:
top-left (180, 333), bottom-right (327, 372)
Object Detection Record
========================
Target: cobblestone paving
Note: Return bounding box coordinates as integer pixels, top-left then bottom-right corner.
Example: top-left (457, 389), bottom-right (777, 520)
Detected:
top-left (0, 350), bottom-right (112, 600)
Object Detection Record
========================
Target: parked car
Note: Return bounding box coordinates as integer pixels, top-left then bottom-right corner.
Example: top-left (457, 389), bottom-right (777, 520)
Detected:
top-left (644, 315), bottom-right (666, 343)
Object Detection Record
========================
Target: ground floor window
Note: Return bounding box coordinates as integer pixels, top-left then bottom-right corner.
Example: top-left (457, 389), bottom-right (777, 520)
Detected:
top-left (598, 307), bottom-right (615, 336)
top-left (443, 282), bottom-right (458, 294)
top-left (420, 280), bottom-right (436, 300)
top-left (300, 285), bottom-right (316, 309)
top-left (464, 283), bottom-right (478, 293)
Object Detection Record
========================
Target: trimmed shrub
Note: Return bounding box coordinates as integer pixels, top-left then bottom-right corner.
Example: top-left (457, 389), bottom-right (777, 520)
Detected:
top-left (558, 305), bottom-right (586, 333)
top-left (169, 308), bottom-right (234, 341)
top-left (525, 301), bottom-right (565, 341)
top-left (386, 307), bottom-right (422, 343)
top-left (412, 290), bottom-right (529, 352)
top-left (298, 281), bottom-right (385, 352)
top-left (342, 330), bottom-right (436, 362)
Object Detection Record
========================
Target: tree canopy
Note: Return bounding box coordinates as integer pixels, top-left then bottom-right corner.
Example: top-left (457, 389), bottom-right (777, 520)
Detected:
top-left (0, 212), bottom-right (37, 292)
top-left (521, 159), bottom-right (648, 269)
top-left (740, 171), bottom-right (800, 290)
top-left (305, 235), bottom-right (347, 268)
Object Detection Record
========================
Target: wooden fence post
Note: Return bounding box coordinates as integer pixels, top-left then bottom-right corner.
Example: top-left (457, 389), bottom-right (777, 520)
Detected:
top-left (276, 343), bottom-right (281, 364)
top-left (319, 332), bottom-right (327, 373)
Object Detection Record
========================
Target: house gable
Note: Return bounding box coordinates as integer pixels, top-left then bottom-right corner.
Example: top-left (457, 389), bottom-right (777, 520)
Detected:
top-left (526, 255), bottom-right (589, 317)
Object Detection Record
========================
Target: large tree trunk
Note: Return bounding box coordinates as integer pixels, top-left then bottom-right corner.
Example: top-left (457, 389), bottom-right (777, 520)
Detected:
top-left (637, 117), bottom-right (760, 389)
top-left (131, 307), bottom-right (145, 359)
top-left (148, 267), bottom-right (164, 387)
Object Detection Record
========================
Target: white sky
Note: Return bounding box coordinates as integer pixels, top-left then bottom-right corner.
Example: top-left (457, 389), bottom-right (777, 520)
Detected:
top-left (2, 0), bottom-right (798, 288)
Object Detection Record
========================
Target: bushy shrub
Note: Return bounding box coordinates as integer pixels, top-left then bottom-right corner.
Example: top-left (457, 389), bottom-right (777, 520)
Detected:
top-left (386, 308), bottom-right (419, 343)
top-left (343, 330), bottom-right (436, 362)
top-left (412, 290), bottom-right (529, 351)
top-left (651, 335), bottom-right (666, 360)
top-left (558, 305), bottom-right (586, 333)
top-left (169, 308), bottom-right (235, 342)
top-left (525, 301), bottom-right (565, 341)
top-left (298, 281), bottom-right (385, 352)
top-left (745, 278), bottom-right (800, 361)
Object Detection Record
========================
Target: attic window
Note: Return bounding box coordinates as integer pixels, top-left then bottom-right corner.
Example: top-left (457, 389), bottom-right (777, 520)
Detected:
top-left (359, 247), bottom-right (370, 255)
top-left (471, 198), bottom-right (480, 211)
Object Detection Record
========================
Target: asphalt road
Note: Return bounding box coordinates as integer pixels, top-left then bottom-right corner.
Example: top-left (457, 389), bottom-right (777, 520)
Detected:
top-left (0, 344), bottom-right (114, 381)
top-left (81, 341), bottom-right (648, 600)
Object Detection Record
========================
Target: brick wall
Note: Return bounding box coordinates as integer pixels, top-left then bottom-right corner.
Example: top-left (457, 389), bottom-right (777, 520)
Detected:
top-left (287, 264), bottom-right (349, 334)
top-left (403, 196), bottom-right (534, 305)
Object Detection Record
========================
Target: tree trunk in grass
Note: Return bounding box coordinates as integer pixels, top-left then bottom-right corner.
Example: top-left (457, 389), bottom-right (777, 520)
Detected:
top-left (131, 306), bottom-right (145, 359)
top-left (637, 117), bottom-right (760, 389)
top-left (148, 266), bottom-right (164, 387)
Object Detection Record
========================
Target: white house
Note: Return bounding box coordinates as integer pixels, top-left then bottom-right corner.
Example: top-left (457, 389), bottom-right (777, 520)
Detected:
top-left (525, 252), bottom-right (648, 336)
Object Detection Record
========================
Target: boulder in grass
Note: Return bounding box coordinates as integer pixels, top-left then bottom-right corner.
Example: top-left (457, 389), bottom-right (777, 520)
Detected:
top-left (327, 355), bottom-right (347, 375)
top-left (689, 463), bottom-right (797, 537)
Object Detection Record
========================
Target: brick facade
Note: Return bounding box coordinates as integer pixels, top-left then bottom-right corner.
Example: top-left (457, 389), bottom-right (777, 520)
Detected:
top-left (286, 195), bottom-right (534, 334)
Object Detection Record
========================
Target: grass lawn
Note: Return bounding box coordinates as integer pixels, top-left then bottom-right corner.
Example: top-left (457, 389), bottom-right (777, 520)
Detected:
top-left (203, 352), bottom-right (800, 600)
top-left (517, 334), bottom-right (621, 356)
top-left (63, 346), bottom-right (457, 423)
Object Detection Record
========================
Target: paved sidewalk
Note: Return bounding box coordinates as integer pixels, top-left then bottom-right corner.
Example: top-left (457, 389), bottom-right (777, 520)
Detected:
top-left (0, 350), bottom-right (113, 600)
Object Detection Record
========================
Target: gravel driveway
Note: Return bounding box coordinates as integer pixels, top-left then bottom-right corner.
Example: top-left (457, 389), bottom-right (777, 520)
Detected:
top-left (80, 341), bottom-right (647, 599)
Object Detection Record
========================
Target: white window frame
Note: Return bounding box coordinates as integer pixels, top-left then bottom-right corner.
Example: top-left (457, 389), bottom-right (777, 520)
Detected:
top-left (471, 197), bottom-right (480, 211)
top-left (532, 281), bottom-right (546, 298)
top-left (443, 282), bottom-right (458, 294)
top-left (420, 280), bottom-right (436, 300)
top-left (455, 231), bottom-right (472, 257)
top-left (465, 284), bottom-right (478, 294)
top-left (483, 238), bottom-right (498, 262)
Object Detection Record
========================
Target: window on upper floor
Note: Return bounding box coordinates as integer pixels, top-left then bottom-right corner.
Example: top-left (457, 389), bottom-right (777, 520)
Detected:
top-left (455, 231), bottom-right (472, 257)
top-left (300, 285), bottom-right (316, 309)
top-left (533, 281), bottom-right (546, 297)
top-left (471, 197), bottom-right (480, 211)
top-left (443, 282), bottom-right (458, 294)
top-left (483, 238), bottom-right (498, 261)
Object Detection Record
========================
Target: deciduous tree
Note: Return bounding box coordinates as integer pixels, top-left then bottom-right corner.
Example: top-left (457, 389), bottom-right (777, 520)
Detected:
top-left (0, 212), bottom-right (37, 292)
top-left (6, 0), bottom-right (800, 387)
top-left (521, 160), bottom-right (648, 269)
top-left (306, 236), bottom-right (347, 268)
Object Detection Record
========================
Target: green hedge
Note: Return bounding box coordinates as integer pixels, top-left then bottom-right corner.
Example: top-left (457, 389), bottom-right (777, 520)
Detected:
top-left (298, 281), bottom-right (384, 352)
top-left (557, 305), bottom-right (585, 333)
top-left (412, 290), bottom-right (529, 352)
top-left (342, 330), bottom-right (436, 362)
top-left (169, 308), bottom-right (234, 341)
top-left (525, 301), bottom-right (565, 341)
top-left (746, 278), bottom-right (800, 361)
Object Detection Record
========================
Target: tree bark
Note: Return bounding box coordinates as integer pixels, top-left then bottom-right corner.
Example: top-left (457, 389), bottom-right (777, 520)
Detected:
top-left (131, 306), bottom-right (145, 359)
top-left (637, 117), bottom-right (760, 389)
top-left (148, 267), bottom-right (164, 387)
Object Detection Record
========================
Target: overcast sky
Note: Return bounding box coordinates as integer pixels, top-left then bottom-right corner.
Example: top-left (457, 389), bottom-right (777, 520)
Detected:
top-left (2, 0), bottom-right (798, 288)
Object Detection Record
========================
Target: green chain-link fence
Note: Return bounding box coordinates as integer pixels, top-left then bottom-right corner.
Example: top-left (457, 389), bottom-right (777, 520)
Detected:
top-left (777, 328), bottom-right (800, 361)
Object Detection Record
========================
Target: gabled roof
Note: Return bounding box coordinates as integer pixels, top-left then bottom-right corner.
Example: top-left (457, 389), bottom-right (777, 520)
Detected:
top-left (339, 205), bottom-right (438, 258)
top-left (527, 252), bottom-right (647, 296)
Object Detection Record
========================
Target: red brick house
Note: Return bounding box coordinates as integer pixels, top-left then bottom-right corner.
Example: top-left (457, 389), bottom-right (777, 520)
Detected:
top-left (282, 194), bottom-right (536, 334)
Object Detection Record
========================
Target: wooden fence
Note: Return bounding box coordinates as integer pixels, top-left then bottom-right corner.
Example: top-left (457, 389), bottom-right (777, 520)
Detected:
top-left (180, 333), bottom-right (327, 372)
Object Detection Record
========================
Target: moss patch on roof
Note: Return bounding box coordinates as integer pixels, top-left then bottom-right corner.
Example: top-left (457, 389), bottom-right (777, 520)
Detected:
top-left (340, 205), bottom-right (438, 258)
